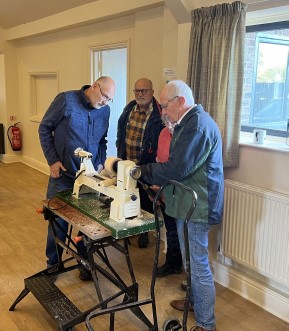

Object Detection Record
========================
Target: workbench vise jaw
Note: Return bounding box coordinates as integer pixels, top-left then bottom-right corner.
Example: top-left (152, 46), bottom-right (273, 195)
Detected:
top-left (72, 149), bottom-right (141, 222)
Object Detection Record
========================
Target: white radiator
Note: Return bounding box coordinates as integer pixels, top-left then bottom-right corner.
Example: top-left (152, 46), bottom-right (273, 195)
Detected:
top-left (221, 180), bottom-right (289, 286)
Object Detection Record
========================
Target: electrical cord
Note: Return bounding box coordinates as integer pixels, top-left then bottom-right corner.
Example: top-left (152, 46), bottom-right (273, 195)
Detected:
top-left (75, 169), bottom-right (85, 180)
top-left (47, 167), bottom-right (100, 210)
top-left (47, 187), bottom-right (74, 210)
top-left (47, 169), bottom-right (86, 210)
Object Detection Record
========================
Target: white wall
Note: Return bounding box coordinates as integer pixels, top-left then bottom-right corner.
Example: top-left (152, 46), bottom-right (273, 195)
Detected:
top-left (15, 15), bottom-right (137, 169)
top-left (0, 27), bottom-right (4, 51)
top-left (225, 146), bottom-right (289, 195)
top-left (1, 8), bottom-right (165, 165)
top-left (0, 54), bottom-right (6, 125)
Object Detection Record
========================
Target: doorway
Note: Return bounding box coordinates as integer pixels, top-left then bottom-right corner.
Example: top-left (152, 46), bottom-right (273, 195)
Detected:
top-left (91, 44), bottom-right (128, 157)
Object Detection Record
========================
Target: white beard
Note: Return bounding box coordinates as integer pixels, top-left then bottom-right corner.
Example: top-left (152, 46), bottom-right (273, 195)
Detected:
top-left (94, 103), bottom-right (105, 109)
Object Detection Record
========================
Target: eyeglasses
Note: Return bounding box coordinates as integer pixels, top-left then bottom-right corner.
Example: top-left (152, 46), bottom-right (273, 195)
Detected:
top-left (160, 96), bottom-right (179, 109)
top-left (98, 83), bottom-right (113, 103)
top-left (133, 89), bottom-right (152, 95)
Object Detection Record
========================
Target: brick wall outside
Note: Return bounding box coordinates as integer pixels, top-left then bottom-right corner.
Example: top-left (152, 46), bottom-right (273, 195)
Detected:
top-left (242, 29), bottom-right (289, 126)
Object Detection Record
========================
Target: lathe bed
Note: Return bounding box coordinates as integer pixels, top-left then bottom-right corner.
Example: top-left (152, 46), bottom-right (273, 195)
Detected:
top-left (55, 190), bottom-right (158, 239)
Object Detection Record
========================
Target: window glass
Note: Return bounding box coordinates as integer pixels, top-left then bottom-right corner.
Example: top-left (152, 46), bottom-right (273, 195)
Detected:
top-left (241, 22), bottom-right (289, 137)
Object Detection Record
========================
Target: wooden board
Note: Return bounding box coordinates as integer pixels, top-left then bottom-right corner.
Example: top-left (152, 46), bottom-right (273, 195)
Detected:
top-left (43, 197), bottom-right (111, 240)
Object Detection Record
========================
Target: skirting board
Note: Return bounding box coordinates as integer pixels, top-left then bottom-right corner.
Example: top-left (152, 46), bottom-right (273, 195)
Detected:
top-left (211, 260), bottom-right (289, 323)
top-left (21, 155), bottom-right (49, 175)
top-left (0, 153), bottom-right (49, 176)
top-left (0, 153), bottom-right (21, 163)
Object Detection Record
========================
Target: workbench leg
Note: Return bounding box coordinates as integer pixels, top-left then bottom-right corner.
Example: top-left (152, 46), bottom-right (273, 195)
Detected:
top-left (57, 326), bottom-right (74, 331)
top-left (9, 287), bottom-right (30, 311)
top-left (109, 312), bottom-right (115, 331)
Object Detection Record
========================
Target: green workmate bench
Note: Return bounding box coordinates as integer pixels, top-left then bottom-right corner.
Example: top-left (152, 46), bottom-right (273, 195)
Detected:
top-left (54, 190), bottom-right (162, 239)
top-left (10, 190), bottom-right (162, 331)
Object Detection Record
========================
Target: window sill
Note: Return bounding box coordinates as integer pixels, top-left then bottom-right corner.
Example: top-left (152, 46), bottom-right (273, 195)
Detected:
top-left (240, 132), bottom-right (289, 154)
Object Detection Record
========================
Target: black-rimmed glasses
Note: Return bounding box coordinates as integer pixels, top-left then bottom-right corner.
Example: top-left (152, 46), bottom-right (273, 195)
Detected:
top-left (133, 89), bottom-right (152, 95)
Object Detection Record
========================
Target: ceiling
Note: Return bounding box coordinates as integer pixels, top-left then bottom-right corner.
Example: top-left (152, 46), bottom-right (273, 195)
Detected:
top-left (2, 1), bottom-right (289, 31)
top-left (0, 0), bottom-right (98, 29)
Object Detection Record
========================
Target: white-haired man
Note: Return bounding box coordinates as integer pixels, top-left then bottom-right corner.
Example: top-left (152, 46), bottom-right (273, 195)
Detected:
top-left (139, 80), bottom-right (224, 331)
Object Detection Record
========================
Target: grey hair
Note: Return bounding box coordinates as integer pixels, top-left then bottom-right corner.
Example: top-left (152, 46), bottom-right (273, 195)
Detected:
top-left (96, 76), bottom-right (112, 84)
top-left (166, 80), bottom-right (194, 107)
top-left (95, 76), bottom-right (116, 91)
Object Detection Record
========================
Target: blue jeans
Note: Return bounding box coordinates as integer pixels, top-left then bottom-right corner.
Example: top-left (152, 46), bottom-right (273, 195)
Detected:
top-left (46, 175), bottom-right (85, 266)
top-left (176, 220), bottom-right (216, 330)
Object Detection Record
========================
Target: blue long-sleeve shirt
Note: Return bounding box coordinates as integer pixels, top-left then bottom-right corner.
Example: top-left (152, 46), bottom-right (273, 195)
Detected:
top-left (39, 85), bottom-right (110, 178)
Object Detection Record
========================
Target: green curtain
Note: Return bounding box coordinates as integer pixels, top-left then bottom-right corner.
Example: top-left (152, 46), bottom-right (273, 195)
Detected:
top-left (187, 1), bottom-right (247, 167)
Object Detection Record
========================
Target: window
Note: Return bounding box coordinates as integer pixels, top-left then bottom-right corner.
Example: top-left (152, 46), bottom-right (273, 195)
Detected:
top-left (241, 21), bottom-right (289, 137)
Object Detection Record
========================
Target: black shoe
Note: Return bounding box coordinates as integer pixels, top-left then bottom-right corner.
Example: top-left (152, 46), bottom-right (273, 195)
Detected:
top-left (138, 233), bottom-right (149, 248)
top-left (156, 263), bottom-right (182, 278)
top-left (47, 264), bottom-right (59, 282)
top-left (79, 266), bottom-right (92, 281)
top-left (180, 280), bottom-right (187, 291)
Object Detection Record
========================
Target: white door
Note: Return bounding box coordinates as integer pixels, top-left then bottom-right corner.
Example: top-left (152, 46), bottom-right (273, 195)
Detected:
top-left (91, 46), bottom-right (127, 157)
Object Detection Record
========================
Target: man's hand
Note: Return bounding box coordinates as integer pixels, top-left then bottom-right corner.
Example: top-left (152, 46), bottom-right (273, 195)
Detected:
top-left (150, 185), bottom-right (160, 193)
top-left (151, 185), bottom-right (166, 204)
top-left (148, 185), bottom-right (166, 204)
top-left (50, 161), bottom-right (66, 178)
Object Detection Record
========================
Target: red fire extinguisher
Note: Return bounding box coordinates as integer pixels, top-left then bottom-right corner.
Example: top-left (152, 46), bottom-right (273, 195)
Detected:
top-left (7, 122), bottom-right (22, 151)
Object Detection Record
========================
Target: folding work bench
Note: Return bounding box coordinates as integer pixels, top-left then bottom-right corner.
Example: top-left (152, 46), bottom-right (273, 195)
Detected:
top-left (9, 191), bottom-right (162, 331)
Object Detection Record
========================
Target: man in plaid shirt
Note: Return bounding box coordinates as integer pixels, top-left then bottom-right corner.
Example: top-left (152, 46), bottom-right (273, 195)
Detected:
top-left (116, 78), bottom-right (163, 248)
